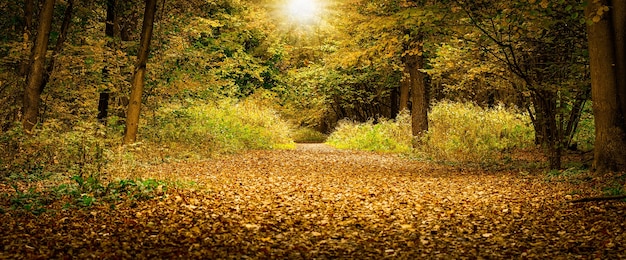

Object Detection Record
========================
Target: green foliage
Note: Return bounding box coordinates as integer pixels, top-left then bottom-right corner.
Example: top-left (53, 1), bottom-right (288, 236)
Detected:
top-left (328, 101), bottom-right (534, 164)
top-left (603, 185), bottom-right (625, 197)
top-left (8, 185), bottom-right (49, 215)
top-left (0, 121), bottom-right (109, 179)
top-left (5, 176), bottom-right (167, 214)
top-left (143, 97), bottom-right (294, 156)
top-left (327, 111), bottom-right (412, 153)
top-left (417, 101), bottom-right (534, 163)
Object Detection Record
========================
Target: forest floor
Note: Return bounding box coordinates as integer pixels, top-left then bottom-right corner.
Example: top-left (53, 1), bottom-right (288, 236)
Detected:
top-left (1, 144), bottom-right (625, 259)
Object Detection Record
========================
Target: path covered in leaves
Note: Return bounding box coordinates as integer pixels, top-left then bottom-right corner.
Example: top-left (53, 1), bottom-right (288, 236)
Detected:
top-left (2, 145), bottom-right (625, 258)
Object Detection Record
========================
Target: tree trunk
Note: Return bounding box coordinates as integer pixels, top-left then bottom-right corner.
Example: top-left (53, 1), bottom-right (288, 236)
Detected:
top-left (100, 0), bottom-right (118, 124)
top-left (406, 52), bottom-right (428, 139)
top-left (399, 69), bottom-right (410, 112)
top-left (22, 0), bottom-right (55, 132)
top-left (531, 89), bottom-right (562, 169)
top-left (123, 0), bottom-right (158, 144)
top-left (20, 0), bottom-right (35, 76)
top-left (586, 0), bottom-right (626, 172)
top-left (106, 0), bottom-right (118, 38)
top-left (39, 0), bottom-right (74, 94)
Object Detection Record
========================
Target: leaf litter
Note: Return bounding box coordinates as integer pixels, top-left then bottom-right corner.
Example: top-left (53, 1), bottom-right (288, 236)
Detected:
top-left (1, 146), bottom-right (625, 258)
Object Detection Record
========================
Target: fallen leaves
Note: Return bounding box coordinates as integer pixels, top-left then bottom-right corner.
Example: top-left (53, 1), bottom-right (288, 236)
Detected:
top-left (1, 147), bottom-right (625, 258)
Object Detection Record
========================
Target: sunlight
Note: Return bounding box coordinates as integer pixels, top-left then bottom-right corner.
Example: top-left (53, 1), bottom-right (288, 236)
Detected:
top-left (285, 0), bottom-right (322, 24)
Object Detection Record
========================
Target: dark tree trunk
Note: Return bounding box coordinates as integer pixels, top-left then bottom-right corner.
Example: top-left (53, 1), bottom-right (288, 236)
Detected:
top-left (22, 0), bottom-right (55, 132)
top-left (106, 0), bottom-right (118, 38)
top-left (123, 0), bottom-right (158, 144)
top-left (38, 0), bottom-right (74, 94)
top-left (390, 86), bottom-right (399, 118)
top-left (406, 52), bottom-right (428, 139)
top-left (399, 65), bottom-right (411, 112)
top-left (530, 89), bottom-right (563, 169)
top-left (20, 0), bottom-right (35, 76)
top-left (586, 0), bottom-right (626, 172)
top-left (100, 0), bottom-right (118, 124)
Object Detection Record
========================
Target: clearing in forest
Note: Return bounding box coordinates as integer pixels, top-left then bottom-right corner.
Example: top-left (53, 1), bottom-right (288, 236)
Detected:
top-left (1, 145), bottom-right (625, 258)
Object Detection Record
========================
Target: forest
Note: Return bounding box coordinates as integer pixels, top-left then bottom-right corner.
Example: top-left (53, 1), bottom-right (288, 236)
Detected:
top-left (1, 0), bottom-right (625, 258)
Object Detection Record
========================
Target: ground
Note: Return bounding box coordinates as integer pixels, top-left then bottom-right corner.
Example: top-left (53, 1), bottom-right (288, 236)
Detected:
top-left (1, 144), bottom-right (625, 258)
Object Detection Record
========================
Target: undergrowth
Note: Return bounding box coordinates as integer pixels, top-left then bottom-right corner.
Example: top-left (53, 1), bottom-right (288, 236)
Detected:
top-left (417, 101), bottom-right (534, 163)
top-left (327, 111), bottom-right (412, 153)
top-left (143, 98), bottom-right (294, 157)
top-left (4, 176), bottom-right (166, 215)
top-left (291, 127), bottom-right (328, 143)
top-left (327, 101), bottom-right (535, 164)
top-left (0, 95), bottom-right (296, 215)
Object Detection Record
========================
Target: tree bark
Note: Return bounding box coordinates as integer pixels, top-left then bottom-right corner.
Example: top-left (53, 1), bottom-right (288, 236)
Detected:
top-left (123, 0), bottom-right (158, 144)
top-left (20, 0), bottom-right (35, 76)
top-left (39, 0), bottom-right (74, 94)
top-left (399, 68), bottom-right (410, 112)
top-left (106, 0), bottom-right (119, 38)
top-left (586, 0), bottom-right (626, 172)
top-left (22, 0), bottom-right (55, 132)
top-left (406, 52), bottom-right (428, 139)
top-left (100, 0), bottom-right (118, 124)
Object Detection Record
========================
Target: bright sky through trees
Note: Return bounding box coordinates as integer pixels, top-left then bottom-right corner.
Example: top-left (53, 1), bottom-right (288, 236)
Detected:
top-left (285, 0), bottom-right (322, 24)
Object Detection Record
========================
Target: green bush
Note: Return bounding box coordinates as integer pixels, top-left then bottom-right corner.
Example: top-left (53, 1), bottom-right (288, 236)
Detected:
top-left (0, 121), bottom-right (109, 180)
top-left (291, 127), bottom-right (328, 143)
top-left (143, 98), bottom-right (294, 156)
top-left (327, 101), bottom-right (535, 163)
top-left (327, 111), bottom-right (412, 153)
top-left (417, 101), bottom-right (534, 163)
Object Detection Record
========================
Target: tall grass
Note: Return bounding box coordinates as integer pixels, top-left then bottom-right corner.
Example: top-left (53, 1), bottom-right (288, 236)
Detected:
top-left (327, 101), bottom-right (535, 163)
top-left (327, 111), bottom-right (412, 153)
top-left (418, 101), bottom-right (534, 163)
top-left (143, 98), bottom-right (294, 156)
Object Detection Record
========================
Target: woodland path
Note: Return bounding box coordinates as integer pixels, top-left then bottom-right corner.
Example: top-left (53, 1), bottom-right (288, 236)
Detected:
top-left (1, 146), bottom-right (626, 258)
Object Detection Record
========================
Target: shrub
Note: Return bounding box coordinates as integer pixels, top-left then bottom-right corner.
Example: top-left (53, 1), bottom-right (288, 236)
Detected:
top-left (0, 121), bottom-right (109, 180)
top-left (291, 127), bottom-right (328, 143)
top-left (327, 101), bottom-right (535, 164)
top-left (327, 111), bottom-right (412, 153)
top-left (417, 101), bottom-right (535, 163)
top-left (142, 97), bottom-right (294, 156)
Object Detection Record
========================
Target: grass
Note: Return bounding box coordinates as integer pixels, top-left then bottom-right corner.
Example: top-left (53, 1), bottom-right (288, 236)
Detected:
top-left (327, 111), bottom-right (412, 153)
top-left (290, 127), bottom-right (328, 143)
top-left (143, 98), bottom-right (294, 156)
top-left (327, 101), bottom-right (535, 164)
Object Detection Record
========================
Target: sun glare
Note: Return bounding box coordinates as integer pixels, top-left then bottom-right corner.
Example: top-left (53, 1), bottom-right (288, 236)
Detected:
top-left (285, 0), bottom-right (321, 24)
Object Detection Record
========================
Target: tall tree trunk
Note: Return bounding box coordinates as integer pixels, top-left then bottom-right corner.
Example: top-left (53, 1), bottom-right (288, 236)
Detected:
top-left (39, 0), bottom-right (74, 94)
top-left (20, 0), bottom-right (35, 76)
top-left (99, 0), bottom-right (118, 124)
top-left (399, 69), bottom-right (410, 112)
top-left (586, 0), bottom-right (626, 172)
top-left (407, 52), bottom-right (428, 139)
top-left (106, 0), bottom-right (118, 38)
top-left (123, 0), bottom-right (157, 144)
top-left (22, 0), bottom-right (55, 132)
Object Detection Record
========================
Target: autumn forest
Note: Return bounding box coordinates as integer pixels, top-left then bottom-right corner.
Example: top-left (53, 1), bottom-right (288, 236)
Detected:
top-left (1, 0), bottom-right (625, 258)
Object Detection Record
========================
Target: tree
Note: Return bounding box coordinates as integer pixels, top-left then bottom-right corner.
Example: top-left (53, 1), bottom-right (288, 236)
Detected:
top-left (457, 0), bottom-right (590, 169)
top-left (123, 0), bottom-right (158, 144)
top-left (22, 0), bottom-right (55, 132)
top-left (586, 0), bottom-right (626, 172)
top-left (20, 0), bottom-right (35, 76)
